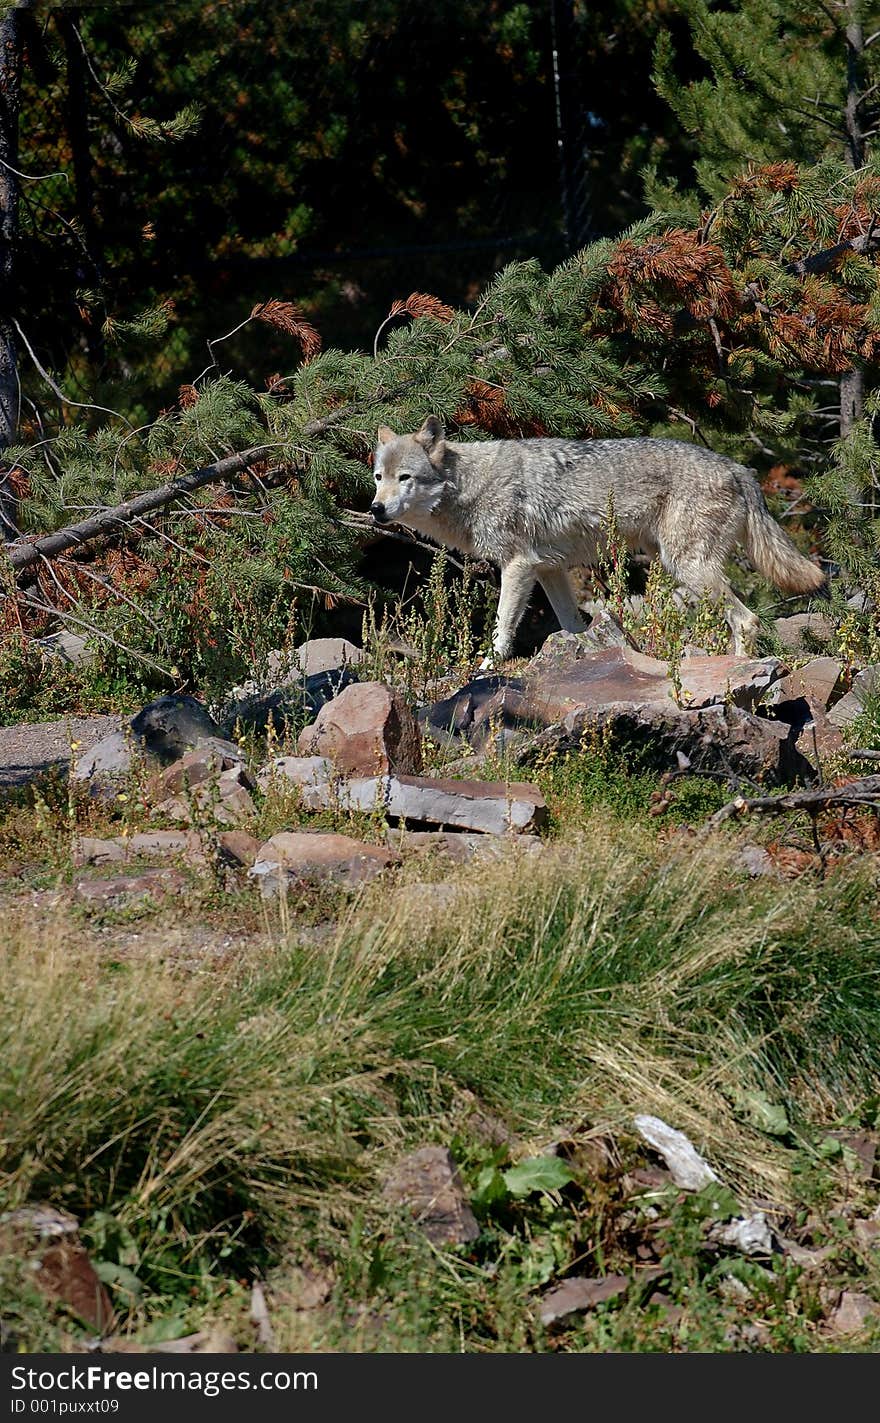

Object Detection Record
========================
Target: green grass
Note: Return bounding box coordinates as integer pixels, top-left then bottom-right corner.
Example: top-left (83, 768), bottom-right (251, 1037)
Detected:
top-left (1, 815), bottom-right (879, 1350)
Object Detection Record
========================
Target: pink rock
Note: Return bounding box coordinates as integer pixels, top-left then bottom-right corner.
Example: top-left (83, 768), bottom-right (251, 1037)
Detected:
top-left (251, 830), bottom-right (398, 892)
top-left (297, 681), bottom-right (422, 775)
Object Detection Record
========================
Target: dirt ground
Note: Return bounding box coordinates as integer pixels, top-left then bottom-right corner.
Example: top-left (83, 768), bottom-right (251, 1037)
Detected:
top-left (0, 715), bottom-right (123, 790)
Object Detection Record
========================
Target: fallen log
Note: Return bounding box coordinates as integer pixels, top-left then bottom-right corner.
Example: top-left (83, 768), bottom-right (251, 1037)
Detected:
top-left (5, 444), bottom-right (276, 576)
top-left (704, 774), bottom-right (880, 832)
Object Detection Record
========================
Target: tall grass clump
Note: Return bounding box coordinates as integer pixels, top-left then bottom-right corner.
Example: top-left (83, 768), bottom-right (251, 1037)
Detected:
top-left (2, 819), bottom-right (879, 1306)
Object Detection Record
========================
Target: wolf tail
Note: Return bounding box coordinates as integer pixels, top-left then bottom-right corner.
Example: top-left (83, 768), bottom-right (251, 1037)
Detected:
top-left (737, 469), bottom-right (825, 595)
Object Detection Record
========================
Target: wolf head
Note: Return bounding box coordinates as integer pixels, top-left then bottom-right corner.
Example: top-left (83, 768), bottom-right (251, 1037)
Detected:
top-left (371, 416), bottom-right (448, 526)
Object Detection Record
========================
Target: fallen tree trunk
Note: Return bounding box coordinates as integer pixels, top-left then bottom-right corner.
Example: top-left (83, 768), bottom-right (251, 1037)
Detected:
top-left (704, 774), bottom-right (880, 831)
top-left (5, 444), bottom-right (276, 577)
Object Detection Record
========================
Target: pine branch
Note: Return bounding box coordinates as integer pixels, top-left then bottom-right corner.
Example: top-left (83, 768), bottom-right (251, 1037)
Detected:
top-left (5, 446), bottom-right (278, 577)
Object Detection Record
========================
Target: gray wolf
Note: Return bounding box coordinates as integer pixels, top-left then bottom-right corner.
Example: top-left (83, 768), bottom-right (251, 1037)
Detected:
top-left (371, 417), bottom-right (825, 660)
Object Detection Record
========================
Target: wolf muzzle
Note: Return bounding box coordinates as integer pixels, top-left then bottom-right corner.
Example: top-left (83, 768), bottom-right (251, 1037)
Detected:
top-left (370, 502), bottom-right (389, 524)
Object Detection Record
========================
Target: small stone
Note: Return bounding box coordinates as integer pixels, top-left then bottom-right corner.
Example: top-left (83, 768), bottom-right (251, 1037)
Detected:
top-left (827, 1289), bottom-right (880, 1335)
top-left (382, 1146), bottom-right (479, 1246)
top-left (292, 637), bottom-right (365, 677)
top-left (738, 845), bottom-right (774, 877)
top-left (256, 756), bottom-right (333, 793)
top-left (216, 830), bottom-right (262, 868)
top-left (827, 665), bottom-right (880, 728)
top-left (632, 1114), bottom-right (719, 1191)
top-left (773, 612), bottom-right (833, 650)
top-left (773, 656), bottom-right (845, 711)
top-left (538, 1275), bottom-right (628, 1325)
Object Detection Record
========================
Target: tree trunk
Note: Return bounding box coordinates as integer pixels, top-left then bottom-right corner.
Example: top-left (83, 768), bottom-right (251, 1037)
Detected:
top-left (58, 9), bottom-right (104, 367)
top-left (840, 7), bottom-right (865, 441)
top-left (0, 3), bottom-right (25, 538)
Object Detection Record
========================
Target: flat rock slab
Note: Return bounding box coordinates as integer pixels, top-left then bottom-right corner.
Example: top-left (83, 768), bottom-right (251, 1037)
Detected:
top-left (519, 646), bottom-right (786, 723)
top-left (74, 868), bottom-right (188, 904)
top-left (774, 656), bottom-right (845, 712)
top-left (74, 831), bottom-right (203, 866)
top-left (0, 713), bottom-right (123, 790)
top-left (538, 1274), bottom-right (629, 1325)
top-left (251, 830), bottom-right (398, 894)
top-left (299, 773), bottom-right (548, 834)
top-left (385, 828), bottom-right (545, 862)
top-left (827, 664), bottom-right (879, 728)
top-left (382, 1146), bottom-right (479, 1247)
top-left (298, 680), bottom-right (423, 776)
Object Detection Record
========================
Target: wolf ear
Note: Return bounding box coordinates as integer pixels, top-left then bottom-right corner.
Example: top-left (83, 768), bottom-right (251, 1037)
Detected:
top-left (376, 425), bottom-right (395, 445)
top-left (414, 415), bottom-right (445, 464)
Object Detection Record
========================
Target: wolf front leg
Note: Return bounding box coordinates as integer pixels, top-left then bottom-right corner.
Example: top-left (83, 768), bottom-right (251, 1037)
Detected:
top-left (489, 556), bottom-right (537, 662)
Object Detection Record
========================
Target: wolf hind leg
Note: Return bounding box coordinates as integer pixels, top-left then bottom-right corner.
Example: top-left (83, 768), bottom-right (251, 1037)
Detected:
top-left (538, 567), bottom-right (587, 635)
top-left (660, 548), bottom-right (759, 655)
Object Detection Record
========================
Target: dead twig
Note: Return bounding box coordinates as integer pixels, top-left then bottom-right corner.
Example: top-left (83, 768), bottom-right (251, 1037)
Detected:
top-left (703, 775), bottom-right (880, 833)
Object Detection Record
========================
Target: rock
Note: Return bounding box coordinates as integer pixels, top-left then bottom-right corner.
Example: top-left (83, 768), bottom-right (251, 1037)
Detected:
top-left (130, 695), bottom-right (225, 764)
top-left (153, 765), bottom-right (257, 827)
top-left (537, 1274), bottom-right (628, 1325)
top-left (149, 741), bottom-right (243, 798)
top-left (707, 1213), bottom-right (775, 1257)
top-left (74, 869), bottom-right (187, 904)
top-left (36, 630), bottom-right (95, 666)
top-left (73, 836), bottom-right (127, 867)
top-left (0, 1207), bottom-right (113, 1334)
top-left (297, 681), bottom-right (423, 776)
top-left (74, 702), bottom-right (231, 785)
top-left (777, 1237), bottom-right (834, 1269)
top-left (827, 1289), bottom-right (880, 1336)
top-left (299, 773), bottom-right (549, 834)
top-left (419, 675), bottom-right (518, 747)
top-left (738, 845), bottom-right (774, 877)
top-left (824, 1130), bottom-right (877, 1182)
top-left (250, 831), bottom-right (398, 895)
top-left (385, 828), bottom-right (545, 862)
top-left (632, 1114), bottom-right (720, 1191)
top-left (773, 612), bottom-right (833, 650)
top-left (827, 664), bottom-right (879, 728)
top-left (773, 656), bottom-right (845, 711)
top-left (519, 646), bottom-right (786, 721)
top-left (853, 1218), bottom-right (880, 1251)
top-left (382, 1146), bottom-right (479, 1246)
top-left (223, 666), bottom-right (359, 736)
top-left (583, 609), bottom-right (638, 649)
top-left (257, 756), bottom-right (334, 793)
top-left (292, 637), bottom-right (365, 677)
top-left (519, 700), bottom-right (809, 787)
top-left (217, 830), bottom-right (262, 869)
top-left (72, 728), bottom-right (136, 782)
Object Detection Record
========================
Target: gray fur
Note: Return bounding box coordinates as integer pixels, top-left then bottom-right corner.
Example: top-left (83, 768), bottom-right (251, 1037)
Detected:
top-left (372, 418), bottom-right (825, 659)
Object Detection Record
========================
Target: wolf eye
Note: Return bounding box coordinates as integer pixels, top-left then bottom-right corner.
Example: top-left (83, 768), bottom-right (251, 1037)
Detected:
top-left (374, 472), bottom-right (381, 481)
top-left (399, 473), bottom-right (410, 481)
